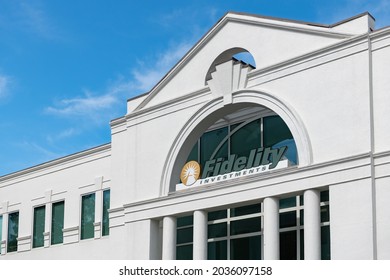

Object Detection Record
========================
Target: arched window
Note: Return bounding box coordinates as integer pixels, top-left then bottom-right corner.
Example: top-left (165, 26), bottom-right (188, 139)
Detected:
top-left (184, 108), bottom-right (297, 181)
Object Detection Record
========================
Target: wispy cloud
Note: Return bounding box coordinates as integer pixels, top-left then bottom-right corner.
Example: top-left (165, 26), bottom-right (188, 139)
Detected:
top-left (0, 0), bottom-right (64, 41)
top-left (45, 41), bottom-right (192, 121)
top-left (45, 85), bottom-right (127, 122)
top-left (0, 74), bottom-right (11, 99)
top-left (16, 140), bottom-right (64, 162)
top-left (46, 128), bottom-right (79, 144)
top-left (132, 41), bottom-right (193, 92)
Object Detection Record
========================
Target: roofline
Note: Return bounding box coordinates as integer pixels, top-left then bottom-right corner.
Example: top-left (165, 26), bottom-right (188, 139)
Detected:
top-left (227, 11), bottom-right (375, 29)
top-left (133, 11), bottom-right (368, 111)
top-left (127, 91), bottom-right (149, 102)
top-left (0, 143), bottom-right (111, 182)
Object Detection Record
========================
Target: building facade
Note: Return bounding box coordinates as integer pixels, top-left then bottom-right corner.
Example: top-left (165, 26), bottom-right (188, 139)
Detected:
top-left (1, 12), bottom-right (390, 260)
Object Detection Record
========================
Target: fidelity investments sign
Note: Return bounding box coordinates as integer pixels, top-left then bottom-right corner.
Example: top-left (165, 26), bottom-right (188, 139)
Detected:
top-left (176, 146), bottom-right (288, 191)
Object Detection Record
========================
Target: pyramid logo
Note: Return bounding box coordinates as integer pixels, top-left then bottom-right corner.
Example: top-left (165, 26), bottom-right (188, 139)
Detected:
top-left (180, 161), bottom-right (201, 186)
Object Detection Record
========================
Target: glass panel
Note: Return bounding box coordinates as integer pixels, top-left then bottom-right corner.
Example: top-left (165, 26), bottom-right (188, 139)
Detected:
top-left (208, 210), bottom-right (227, 221)
top-left (7, 212), bottom-right (19, 252)
top-left (280, 211), bottom-right (297, 228)
top-left (300, 229), bottom-right (304, 260)
top-left (0, 215), bottom-right (2, 242)
top-left (51, 201), bottom-right (64, 245)
top-left (102, 190), bottom-right (110, 236)
top-left (230, 204), bottom-right (261, 217)
top-left (230, 235), bottom-right (261, 260)
top-left (177, 216), bottom-right (193, 227)
top-left (208, 240), bottom-right (227, 260)
top-left (264, 115), bottom-right (297, 164)
top-left (231, 217), bottom-right (261, 235)
top-left (81, 193), bottom-right (95, 240)
top-left (176, 227), bottom-right (193, 245)
top-left (280, 231), bottom-right (297, 260)
top-left (231, 119), bottom-right (261, 159)
top-left (321, 226), bottom-right (331, 260)
top-left (321, 205), bottom-right (330, 223)
top-left (33, 206), bottom-right (45, 248)
top-left (300, 209), bottom-right (304, 226)
top-left (186, 142), bottom-right (199, 162)
top-left (200, 127), bottom-right (228, 177)
top-left (279, 197), bottom-right (296, 209)
top-left (321, 190), bottom-right (329, 202)
top-left (176, 244), bottom-right (193, 260)
top-left (208, 222), bottom-right (227, 239)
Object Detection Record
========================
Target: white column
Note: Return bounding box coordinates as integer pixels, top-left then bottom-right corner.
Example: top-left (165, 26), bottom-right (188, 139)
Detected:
top-left (162, 216), bottom-right (177, 260)
top-left (263, 197), bottom-right (279, 260)
top-left (304, 189), bottom-right (321, 260)
top-left (44, 203), bottom-right (52, 247)
top-left (94, 190), bottom-right (103, 239)
top-left (44, 190), bottom-right (52, 247)
top-left (193, 210), bottom-right (207, 260)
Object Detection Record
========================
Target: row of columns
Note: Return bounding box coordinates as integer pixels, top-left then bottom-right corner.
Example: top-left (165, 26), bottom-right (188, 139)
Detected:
top-left (162, 189), bottom-right (322, 260)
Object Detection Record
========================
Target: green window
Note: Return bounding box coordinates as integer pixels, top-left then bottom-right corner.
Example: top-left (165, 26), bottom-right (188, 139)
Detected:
top-left (208, 240), bottom-right (227, 260)
top-left (176, 215), bottom-right (193, 260)
top-left (51, 201), bottom-right (64, 245)
top-left (230, 235), bottom-right (261, 260)
top-left (278, 191), bottom-right (330, 260)
top-left (81, 193), bottom-right (95, 240)
top-left (206, 204), bottom-right (263, 260)
top-left (264, 116), bottom-right (297, 164)
top-left (200, 127), bottom-right (228, 176)
top-left (33, 206), bottom-right (45, 248)
top-left (102, 190), bottom-right (110, 236)
top-left (231, 119), bottom-right (261, 159)
top-left (186, 115), bottom-right (297, 180)
top-left (7, 212), bottom-right (19, 253)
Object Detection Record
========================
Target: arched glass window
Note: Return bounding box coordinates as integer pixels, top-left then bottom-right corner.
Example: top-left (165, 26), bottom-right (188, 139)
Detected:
top-left (185, 114), bottom-right (297, 180)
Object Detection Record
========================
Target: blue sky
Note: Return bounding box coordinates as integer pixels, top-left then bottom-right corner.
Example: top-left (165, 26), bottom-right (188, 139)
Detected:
top-left (0, 0), bottom-right (389, 176)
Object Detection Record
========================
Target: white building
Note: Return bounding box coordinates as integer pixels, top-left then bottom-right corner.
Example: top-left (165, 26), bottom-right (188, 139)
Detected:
top-left (1, 11), bottom-right (390, 260)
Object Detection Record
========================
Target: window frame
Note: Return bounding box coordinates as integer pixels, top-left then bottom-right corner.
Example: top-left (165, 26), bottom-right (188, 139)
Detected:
top-left (51, 200), bottom-right (65, 246)
top-left (32, 205), bottom-right (46, 249)
top-left (80, 192), bottom-right (96, 240)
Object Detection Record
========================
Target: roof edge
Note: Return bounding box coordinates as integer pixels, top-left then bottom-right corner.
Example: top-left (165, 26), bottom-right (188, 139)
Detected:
top-left (0, 143), bottom-right (111, 182)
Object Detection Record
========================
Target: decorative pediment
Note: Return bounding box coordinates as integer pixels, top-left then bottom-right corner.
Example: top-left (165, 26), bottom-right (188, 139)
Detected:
top-left (128, 12), bottom-right (373, 113)
top-left (207, 59), bottom-right (254, 105)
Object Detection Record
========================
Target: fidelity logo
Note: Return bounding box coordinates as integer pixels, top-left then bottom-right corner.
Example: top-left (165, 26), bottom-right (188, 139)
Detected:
top-left (180, 161), bottom-right (201, 186)
top-left (179, 146), bottom-right (288, 188)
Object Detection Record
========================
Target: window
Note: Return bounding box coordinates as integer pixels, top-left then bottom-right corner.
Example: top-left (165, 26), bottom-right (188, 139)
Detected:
top-left (279, 196), bottom-right (303, 260)
top-left (176, 215), bottom-right (193, 260)
top-left (7, 211), bottom-right (19, 253)
top-left (51, 201), bottom-right (65, 245)
top-left (208, 204), bottom-right (262, 260)
top-left (33, 206), bottom-right (45, 248)
top-left (81, 193), bottom-right (95, 240)
top-left (186, 115), bottom-right (297, 180)
top-left (278, 190), bottom-right (330, 260)
top-left (102, 190), bottom-right (110, 236)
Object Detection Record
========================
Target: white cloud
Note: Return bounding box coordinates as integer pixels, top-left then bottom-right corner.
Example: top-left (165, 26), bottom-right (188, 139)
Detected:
top-left (17, 140), bottom-right (63, 161)
top-left (0, 0), bottom-right (64, 41)
top-left (0, 75), bottom-right (10, 98)
top-left (46, 41), bottom-right (192, 121)
top-left (46, 128), bottom-right (79, 144)
top-left (132, 42), bottom-right (192, 92)
top-left (45, 79), bottom-right (132, 120)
